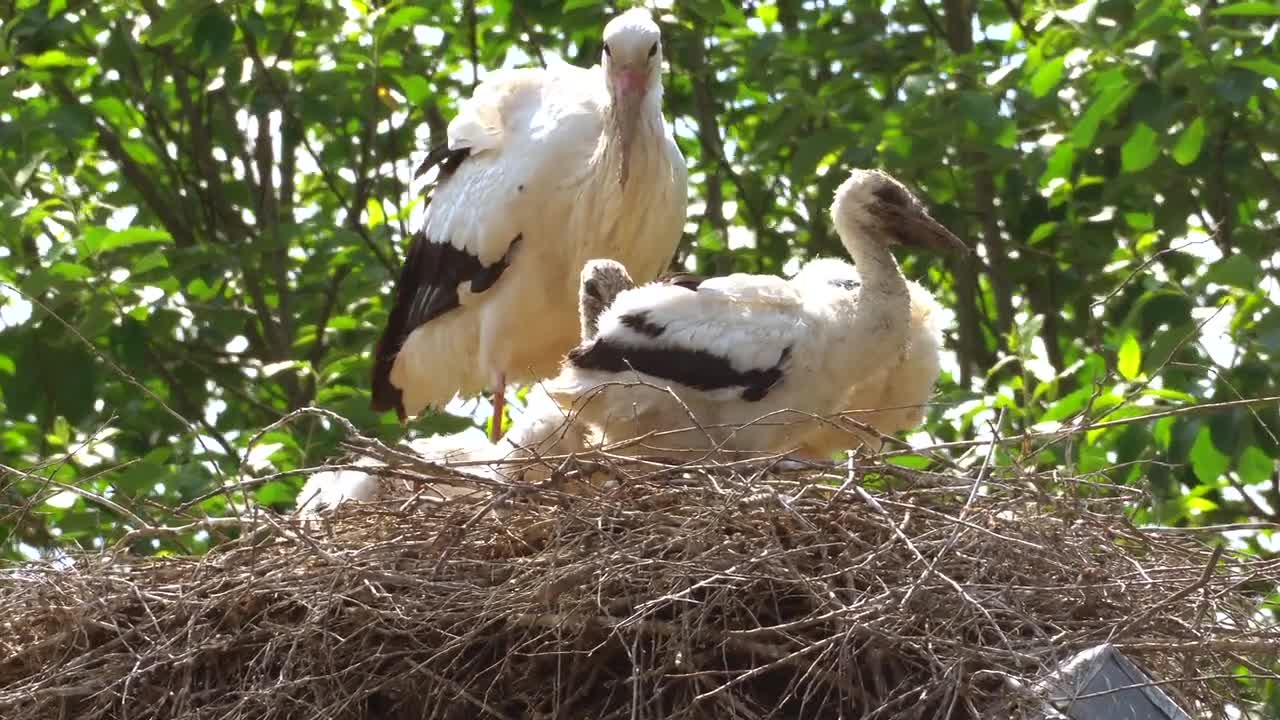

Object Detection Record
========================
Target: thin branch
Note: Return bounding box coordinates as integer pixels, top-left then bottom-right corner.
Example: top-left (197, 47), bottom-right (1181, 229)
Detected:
top-left (0, 282), bottom-right (227, 481)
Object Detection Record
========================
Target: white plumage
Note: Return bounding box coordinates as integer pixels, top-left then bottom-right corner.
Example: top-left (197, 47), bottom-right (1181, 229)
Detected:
top-left (294, 440), bottom-right (489, 517)
top-left (541, 169), bottom-right (966, 461)
top-left (295, 385), bottom-right (580, 517)
top-left (370, 8), bottom-right (688, 442)
top-left (300, 170), bottom-right (961, 515)
top-left (795, 280), bottom-right (946, 458)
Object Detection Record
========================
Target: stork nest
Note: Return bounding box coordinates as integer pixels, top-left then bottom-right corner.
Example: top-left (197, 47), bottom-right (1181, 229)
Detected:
top-left (2, 454), bottom-right (1278, 719)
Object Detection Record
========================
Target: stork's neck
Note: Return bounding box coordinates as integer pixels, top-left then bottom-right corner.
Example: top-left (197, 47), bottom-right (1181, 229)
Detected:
top-left (600, 88), bottom-right (668, 186)
top-left (830, 226), bottom-right (912, 382)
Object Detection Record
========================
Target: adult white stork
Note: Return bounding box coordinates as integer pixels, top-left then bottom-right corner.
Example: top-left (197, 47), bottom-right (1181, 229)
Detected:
top-left (370, 8), bottom-right (689, 442)
top-left (541, 169), bottom-right (966, 460)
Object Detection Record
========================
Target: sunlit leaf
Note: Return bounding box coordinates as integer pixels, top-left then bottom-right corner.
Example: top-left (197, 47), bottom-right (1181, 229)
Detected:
top-left (1028, 57), bottom-right (1066, 98)
top-left (382, 6), bottom-right (429, 34)
top-left (395, 74), bottom-right (431, 106)
top-left (1184, 496), bottom-right (1218, 514)
top-left (49, 262), bottom-right (93, 281)
top-left (1172, 117), bottom-right (1206, 166)
top-left (1121, 123), bottom-right (1159, 173)
top-left (1234, 59), bottom-right (1280, 77)
top-left (20, 50), bottom-right (87, 69)
top-left (1238, 447), bottom-right (1275, 486)
top-left (1190, 426), bottom-right (1230, 486)
top-left (1071, 77), bottom-right (1135, 148)
top-left (1213, 2), bottom-right (1280, 16)
top-left (366, 198), bottom-right (385, 228)
top-left (1117, 333), bottom-right (1141, 380)
top-left (79, 227), bottom-right (174, 255)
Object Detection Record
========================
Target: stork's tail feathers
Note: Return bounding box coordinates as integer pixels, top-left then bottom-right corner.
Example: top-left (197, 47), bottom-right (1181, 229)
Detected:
top-left (578, 259), bottom-right (636, 340)
top-left (831, 170), bottom-right (968, 254)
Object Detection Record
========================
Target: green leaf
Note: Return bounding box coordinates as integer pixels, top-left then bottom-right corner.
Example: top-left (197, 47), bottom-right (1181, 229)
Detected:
top-left (1212, 2), bottom-right (1280, 16)
top-left (366, 198), bottom-right (385, 228)
top-left (1117, 333), bottom-right (1141, 380)
top-left (49, 262), bottom-right (93, 281)
top-left (756, 3), bottom-right (779, 25)
top-left (1028, 57), bottom-right (1066, 98)
top-left (685, 0), bottom-right (725, 22)
top-left (20, 50), bottom-right (86, 68)
top-left (562, 0), bottom-right (598, 10)
top-left (1028, 221), bottom-right (1058, 245)
top-left (383, 6), bottom-right (429, 34)
top-left (192, 8), bottom-right (236, 60)
top-left (1172, 118), bottom-right (1206, 166)
top-left (789, 129), bottom-right (847, 184)
top-left (79, 227), bottom-right (174, 255)
top-left (1124, 212), bottom-right (1154, 230)
top-left (1183, 496), bottom-right (1218, 514)
top-left (1204, 253), bottom-right (1259, 288)
top-left (0, 354), bottom-right (15, 376)
top-left (1121, 123), bottom-right (1159, 173)
top-left (146, 0), bottom-right (207, 43)
top-left (1234, 59), bottom-right (1280, 78)
top-left (1072, 79), bottom-right (1135, 148)
top-left (131, 251), bottom-right (170, 275)
top-left (395, 74), bottom-right (431, 106)
top-left (1237, 447), bottom-right (1275, 486)
top-left (1041, 143), bottom-right (1075, 184)
top-left (1190, 426), bottom-right (1229, 486)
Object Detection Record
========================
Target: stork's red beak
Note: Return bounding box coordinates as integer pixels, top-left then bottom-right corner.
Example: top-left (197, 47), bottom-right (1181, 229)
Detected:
top-left (613, 68), bottom-right (648, 99)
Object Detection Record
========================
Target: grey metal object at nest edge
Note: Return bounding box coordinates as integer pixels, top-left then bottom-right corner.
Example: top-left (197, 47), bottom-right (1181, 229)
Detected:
top-left (1015, 644), bottom-right (1193, 720)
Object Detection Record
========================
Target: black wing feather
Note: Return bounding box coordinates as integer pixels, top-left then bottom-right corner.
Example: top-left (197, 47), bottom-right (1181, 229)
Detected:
top-left (370, 145), bottom-right (520, 420)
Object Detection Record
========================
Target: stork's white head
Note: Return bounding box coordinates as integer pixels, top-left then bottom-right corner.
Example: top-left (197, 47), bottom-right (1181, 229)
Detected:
top-left (830, 170), bottom-right (968, 254)
top-left (601, 8), bottom-right (664, 187)
top-left (602, 8), bottom-right (663, 104)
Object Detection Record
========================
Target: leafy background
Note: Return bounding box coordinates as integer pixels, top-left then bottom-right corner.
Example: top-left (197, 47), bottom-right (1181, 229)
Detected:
top-left (1, 0), bottom-right (1278, 703)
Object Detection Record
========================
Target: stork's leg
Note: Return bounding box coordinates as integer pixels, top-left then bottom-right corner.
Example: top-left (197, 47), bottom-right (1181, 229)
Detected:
top-left (489, 372), bottom-right (506, 443)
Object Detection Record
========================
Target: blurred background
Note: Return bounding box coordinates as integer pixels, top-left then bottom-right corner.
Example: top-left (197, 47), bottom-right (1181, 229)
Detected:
top-left (0, 0), bottom-right (1276, 589)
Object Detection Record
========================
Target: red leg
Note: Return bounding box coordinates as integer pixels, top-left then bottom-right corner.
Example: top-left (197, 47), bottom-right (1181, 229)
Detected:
top-left (489, 373), bottom-right (506, 443)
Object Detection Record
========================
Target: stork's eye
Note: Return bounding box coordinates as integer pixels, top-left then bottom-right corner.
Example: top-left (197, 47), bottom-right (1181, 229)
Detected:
top-left (603, 43), bottom-right (612, 57)
top-left (647, 42), bottom-right (658, 58)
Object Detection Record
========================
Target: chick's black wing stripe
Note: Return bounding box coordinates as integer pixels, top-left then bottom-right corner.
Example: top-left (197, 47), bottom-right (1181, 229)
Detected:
top-left (568, 341), bottom-right (791, 402)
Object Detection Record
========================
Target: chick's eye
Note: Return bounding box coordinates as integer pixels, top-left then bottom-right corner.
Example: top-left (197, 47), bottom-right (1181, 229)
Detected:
top-left (647, 42), bottom-right (658, 58)
top-left (603, 43), bottom-right (612, 57)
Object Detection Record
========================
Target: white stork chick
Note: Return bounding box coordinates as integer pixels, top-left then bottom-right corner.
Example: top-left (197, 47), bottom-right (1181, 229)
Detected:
top-left (543, 169), bottom-right (966, 461)
top-left (371, 8), bottom-right (688, 442)
top-left (796, 280), bottom-right (946, 458)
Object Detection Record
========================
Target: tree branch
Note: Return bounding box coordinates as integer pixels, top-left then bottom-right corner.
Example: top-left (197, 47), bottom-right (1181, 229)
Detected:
top-left (49, 83), bottom-right (194, 247)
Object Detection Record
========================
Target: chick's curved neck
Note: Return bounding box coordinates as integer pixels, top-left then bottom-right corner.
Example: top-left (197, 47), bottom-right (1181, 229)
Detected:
top-left (830, 218), bottom-right (911, 379)
top-left (843, 222), bottom-right (907, 297)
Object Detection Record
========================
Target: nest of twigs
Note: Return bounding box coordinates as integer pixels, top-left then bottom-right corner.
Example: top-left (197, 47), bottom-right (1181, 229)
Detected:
top-left (2, 451), bottom-right (1278, 719)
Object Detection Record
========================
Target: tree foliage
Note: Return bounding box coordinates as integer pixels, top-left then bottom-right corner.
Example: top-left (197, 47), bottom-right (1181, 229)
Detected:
top-left (1, 0), bottom-right (1277, 616)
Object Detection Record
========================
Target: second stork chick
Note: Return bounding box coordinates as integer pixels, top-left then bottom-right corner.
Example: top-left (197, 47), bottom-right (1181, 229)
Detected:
top-left (544, 169), bottom-right (966, 461)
